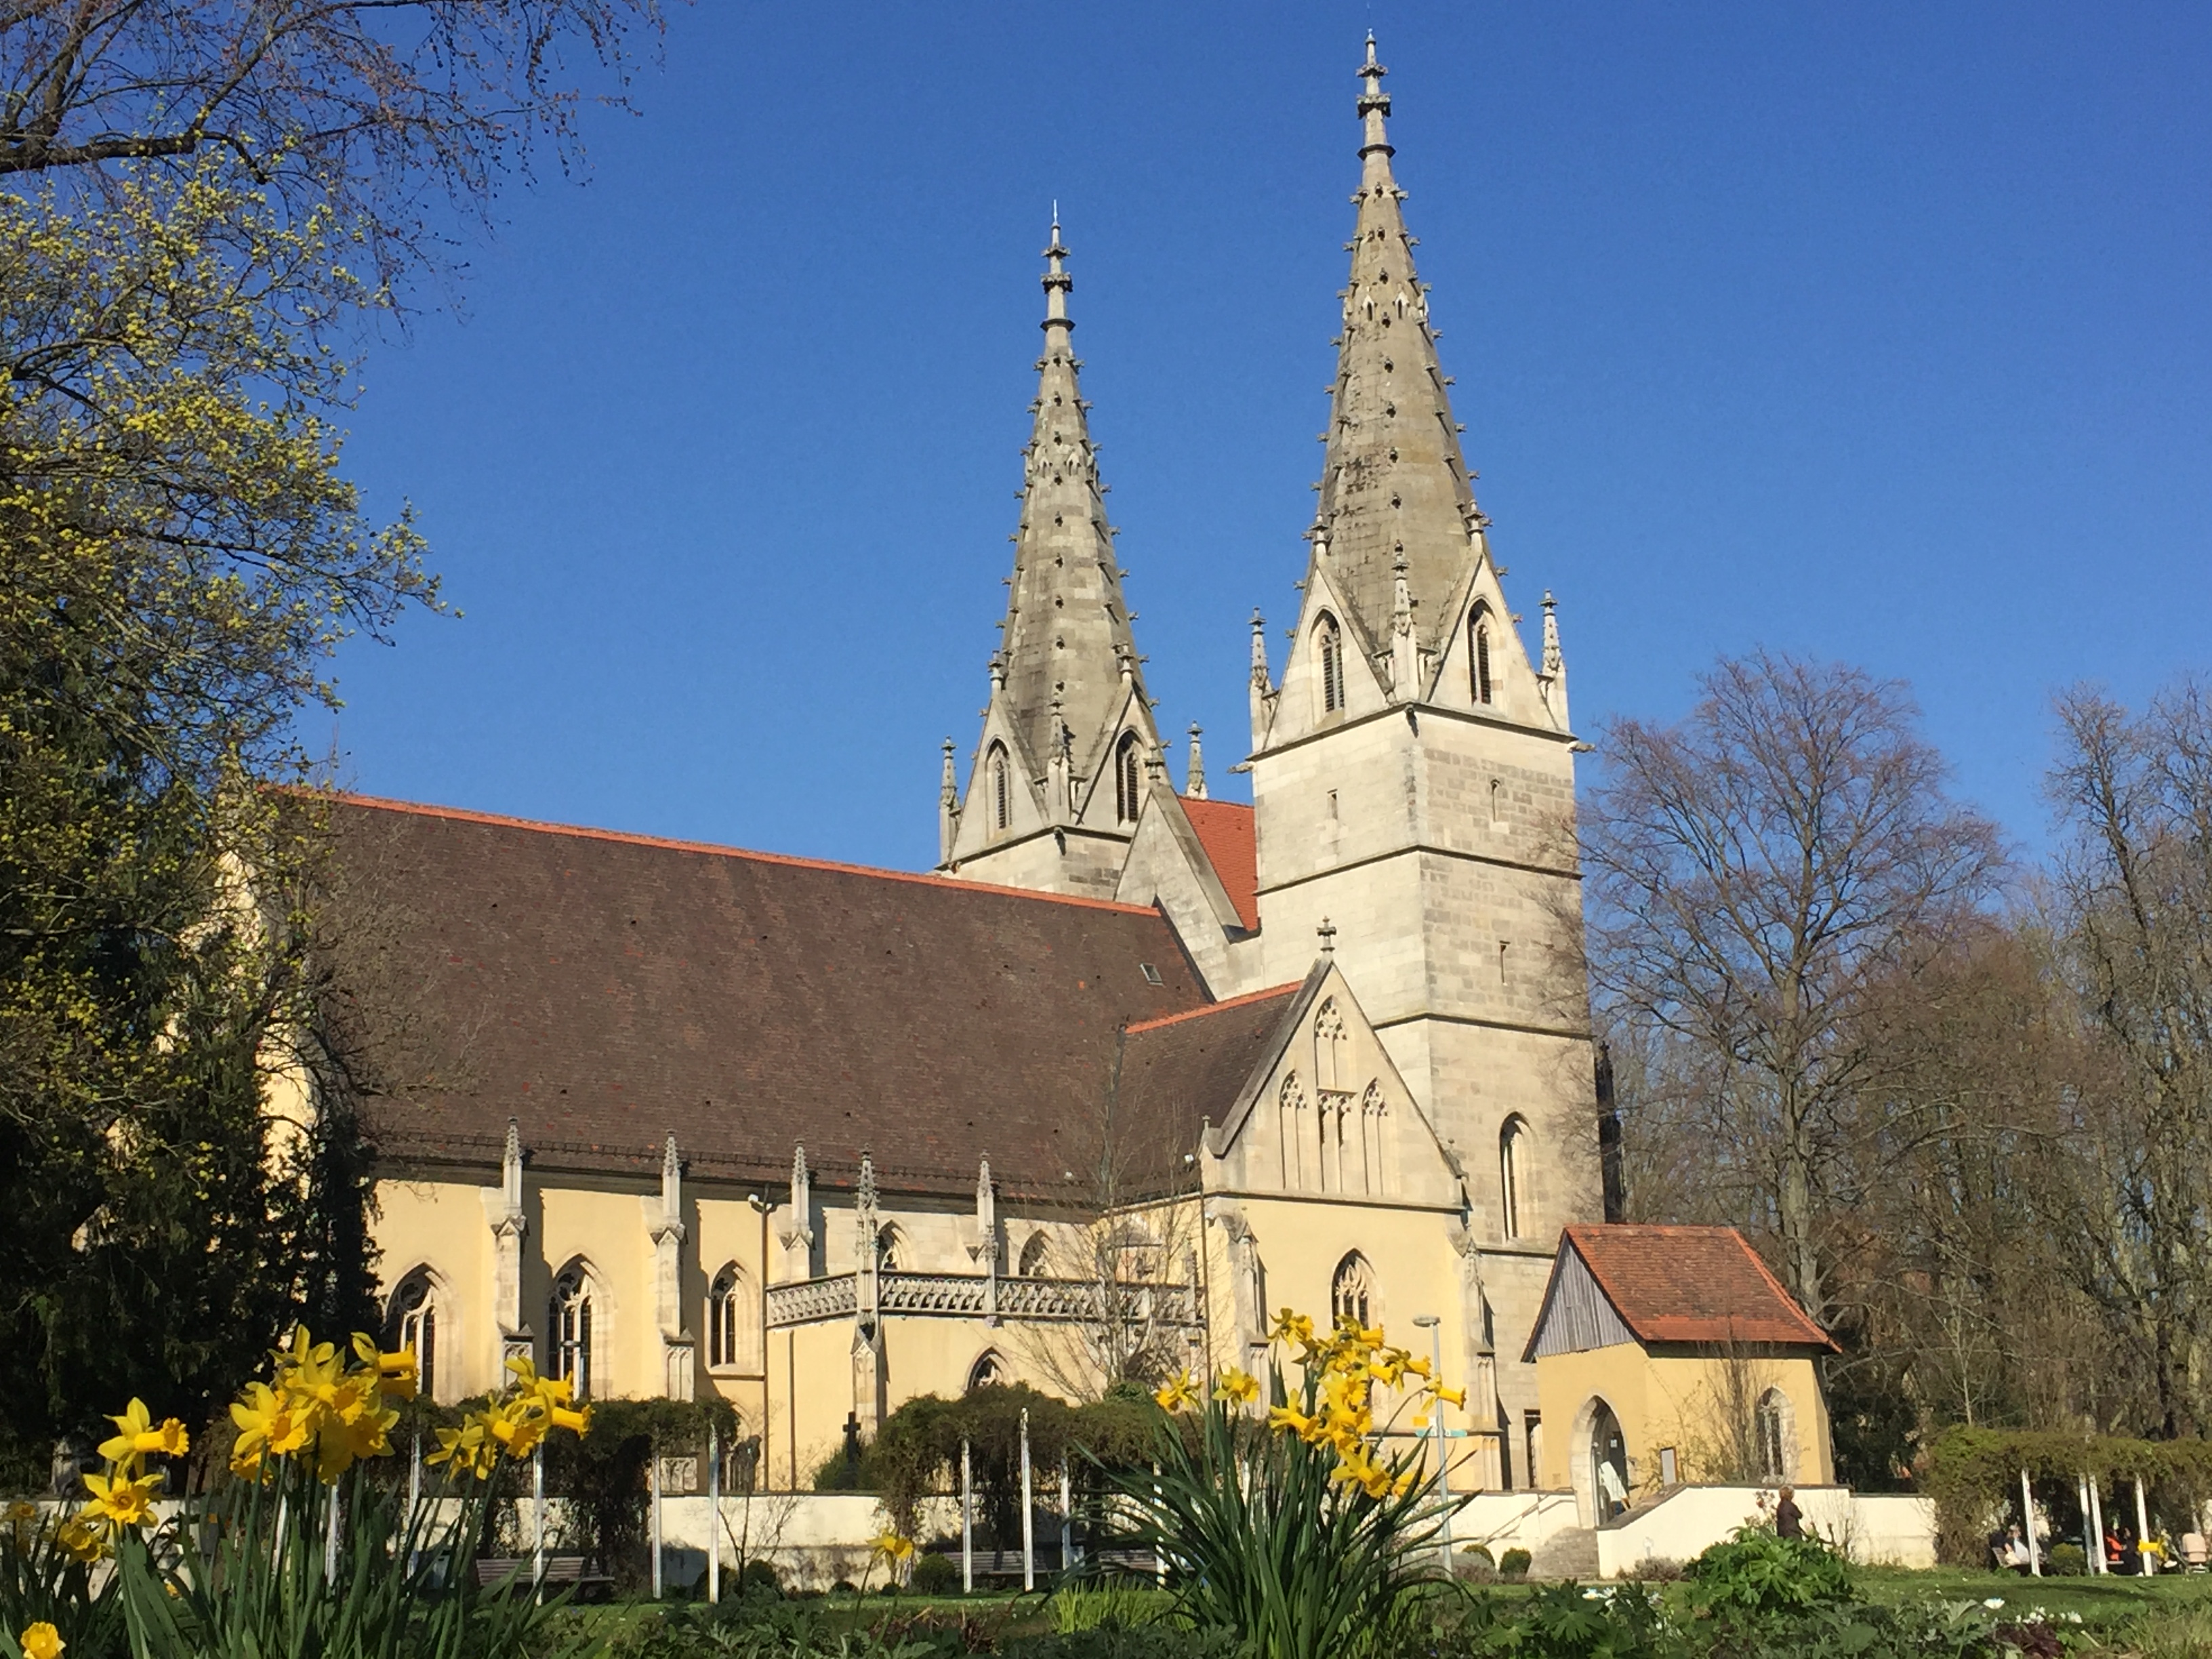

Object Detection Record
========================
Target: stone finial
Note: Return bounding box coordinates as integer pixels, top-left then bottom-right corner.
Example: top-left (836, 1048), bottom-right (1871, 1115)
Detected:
top-left (1042, 210), bottom-right (1073, 331)
top-left (659, 1133), bottom-right (682, 1229)
top-left (940, 738), bottom-right (958, 806)
top-left (1541, 591), bottom-right (1564, 677)
top-left (1185, 724), bottom-right (1208, 799)
top-left (857, 1150), bottom-right (878, 1221)
top-left (972, 1156), bottom-right (996, 1258)
top-left (1318, 917), bottom-right (1337, 956)
top-left (781, 1144), bottom-right (816, 1269)
top-left (501, 1118), bottom-right (525, 1218)
top-left (1249, 613), bottom-right (1271, 689)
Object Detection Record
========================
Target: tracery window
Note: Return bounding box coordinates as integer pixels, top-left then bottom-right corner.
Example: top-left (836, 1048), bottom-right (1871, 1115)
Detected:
top-left (708, 1264), bottom-right (758, 1371)
top-left (1331, 1251), bottom-right (1376, 1331)
top-left (1499, 1116), bottom-right (1529, 1241)
top-left (967, 1350), bottom-right (1008, 1392)
top-left (1317, 614), bottom-right (1345, 714)
top-left (1756, 1389), bottom-right (1795, 1481)
top-left (988, 743), bottom-right (1012, 831)
top-left (875, 1224), bottom-right (903, 1274)
top-left (1115, 731), bottom-right (1143, 823)
top-left (1017, 1231), bottom-right (1050, 1277)
top-left (388, 1271), bottom-right (438, 1404)
top-left (549, 1265), bottom-right (594, 1399)
top-left (1471, 606), bottom-right (1494, 705)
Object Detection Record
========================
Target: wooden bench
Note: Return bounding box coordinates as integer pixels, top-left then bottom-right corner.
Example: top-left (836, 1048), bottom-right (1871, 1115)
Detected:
top-left (472, 1556), bottom-right (617, 1601)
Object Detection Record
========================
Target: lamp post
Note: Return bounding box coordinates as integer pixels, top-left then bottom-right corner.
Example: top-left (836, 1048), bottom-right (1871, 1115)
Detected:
top-left (1413, 1315), bottom-right (1452, 1574)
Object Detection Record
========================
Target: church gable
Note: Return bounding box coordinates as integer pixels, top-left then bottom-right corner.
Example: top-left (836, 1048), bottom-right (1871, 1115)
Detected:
top-left (1265, 560), bottom-right (1394, 750)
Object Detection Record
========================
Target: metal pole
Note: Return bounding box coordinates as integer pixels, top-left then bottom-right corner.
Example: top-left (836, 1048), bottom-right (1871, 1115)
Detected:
top-left (533, 1443), bottom-right (546, 1592)
top-left (324, 1480), bottom-right (341, 1584)
top-left (651, 1446), bottom-right (665, 1598)
top-left (1415, 1315), bottom-right (1451, 1572)
top-left (708, 1422), bottom-right (721, 1605)
top-left (2021, 1469), bottom-right (2041, 1576)
top-left (408, 1431), bottom-right (423, 1574)
top-left (2088, 1475), bottom-right (2107, 1574)
top-left (2136, 1476), bottom-right (2154, 1574)
top-left (961, 1439), bottom-right (974, 1594)
top-left (1020, 1407), bottom-right (1035, 1592)
top-left (1152, 1462), bottom-right (1166, 1584)
top-left (1060, 1463), bottom-right (1073, 1574)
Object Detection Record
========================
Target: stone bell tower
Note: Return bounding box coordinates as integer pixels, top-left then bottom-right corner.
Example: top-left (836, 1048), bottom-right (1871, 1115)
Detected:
top-left (1244, 38), bottom-right (1604, 1446)
top-left (937, 220), bottom-right (1162, 900)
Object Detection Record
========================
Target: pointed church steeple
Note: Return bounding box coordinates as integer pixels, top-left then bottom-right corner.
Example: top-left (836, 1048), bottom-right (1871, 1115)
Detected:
top-left (941, 220), bottom-right (1162, 898)
top-left (1316, 36), bottom-right (1484, 663)
top-left (995, 217), bottom-right (1153, 795)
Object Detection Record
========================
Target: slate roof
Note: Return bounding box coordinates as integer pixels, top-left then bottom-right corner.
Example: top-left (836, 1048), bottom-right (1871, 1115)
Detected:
top-left (1544, 1225), bottom-right (1836, 1352)
top-left (1107, 983), bottom-right (1305, 1189)
top-left (323, 794), bottom-right (1225, 1199)
top-left (1179, 797), bottom-right (1258, 930)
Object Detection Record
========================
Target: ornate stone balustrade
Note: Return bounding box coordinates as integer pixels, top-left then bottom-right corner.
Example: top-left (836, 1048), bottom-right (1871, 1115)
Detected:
top-left (766, 1271), bottom-right (1197, 1329)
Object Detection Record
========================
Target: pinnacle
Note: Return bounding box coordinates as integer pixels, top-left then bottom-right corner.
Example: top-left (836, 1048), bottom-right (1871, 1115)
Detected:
top-left (1314, 36), bottom-right (1483, 663)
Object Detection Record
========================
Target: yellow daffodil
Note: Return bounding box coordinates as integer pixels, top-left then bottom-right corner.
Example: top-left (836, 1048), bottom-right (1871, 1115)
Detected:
top-left (1153, 1371), bottom-right (1199, 1412)
top-left (1213, 1367), bottom-right (1261, 1406)
top-left (20, 1622), bottom-right (64, 1659)
top-left (550, 1404), bottom-right (593, 1437)
top-left (426, 1420), bottom-right (497, 1481)
top-left (353, 1334), bottom-right (419, 1401)
top-left (230, 1380), bottom-right (308, 1473)
top-left (80, 1471), bottom-right (159, 1530)
top-left (96, 1400), bottom-right (189, 1472)
top-left (1432, 1384), bottom-right (1466, 1409)
top-left (1268, 1308), bottom-right (1315, 1347)
top-left (55, 1518), bottom-right (104, 1563)
top-left (870, 1531), bottom-right (916, 1563)
top-left (1267, 1404), bottom-right (1313, 1438)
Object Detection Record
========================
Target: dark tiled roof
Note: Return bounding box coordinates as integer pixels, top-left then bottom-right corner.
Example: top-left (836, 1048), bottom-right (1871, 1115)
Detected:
top-left (1179, 798), bottom-right (1258, 930)
top-left (1561, 1225), bottom-right (1836, 1351)
top-left (323, 795), bottom-right (1214, 1197)
top-left (1106, 984), bottom-right (1305, 1190)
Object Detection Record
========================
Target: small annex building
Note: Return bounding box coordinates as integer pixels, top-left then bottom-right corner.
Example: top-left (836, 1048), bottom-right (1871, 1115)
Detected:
top-left (1524, 1225), bottom-right (1837, 1524)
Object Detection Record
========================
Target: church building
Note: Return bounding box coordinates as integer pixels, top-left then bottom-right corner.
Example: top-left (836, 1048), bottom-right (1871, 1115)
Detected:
top-left (337, 38), bottom-right (1605, 1498)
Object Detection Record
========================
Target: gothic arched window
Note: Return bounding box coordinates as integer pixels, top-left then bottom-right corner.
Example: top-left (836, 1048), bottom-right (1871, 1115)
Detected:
top-left (1115, 731), bottom-right (1143, 824)
top-left (1499, 1116), bottom-right (1529, 1241)
top-left (1017, 1231), bottom-right (1050, 1277)
top-left (1317, 614), bottom-right (1345, 714)
top-left (388, 1270), bottom-right (439, 1404)
top-left (1331, 1251), bottom-right (1376, 1331)
top-left (549, 1264), bottom-right (595, 1399)
top-left (708, 1264), bottom-right (758, 1371)
top-left (988, 743), bottom-right (1011, 832)
top-left (1756, 1389), bottom-right (1795, 1481)
top-left (967, 1350), bottom-right (1008, 1393)
top-left (875, 1224), bottom-right (903, 1274)
top-left (1471, 606), bottom-right (1494, 705)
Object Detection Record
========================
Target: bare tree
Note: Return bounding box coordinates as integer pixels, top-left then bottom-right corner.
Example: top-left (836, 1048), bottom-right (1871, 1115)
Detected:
top-left (2044, 679), bottom-right (2212, 1436)
top-left (1580, 652), bottom-right (2005, 1327)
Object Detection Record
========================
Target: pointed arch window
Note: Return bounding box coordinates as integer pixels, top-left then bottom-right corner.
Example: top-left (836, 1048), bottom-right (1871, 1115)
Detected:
top-left (1331, 1251), bottom-right (1376, 1331)
top-left (875, 1223), bottom-right (903, 1274)
top-left (1499, 1116), bottom-right (1529, 1241)
top-left (1755, 1389), bottom-right (1796, 1481)
top-left (1470, 606), bottom-right (1494, 705)
top-left (1317, 613), bottom-right (1345, 714)
top-left (549, 1265), bottom-right (595, 1399)
top-left (1115, 731), bottom-right (1143, 824)
top-left (967, 1350), bottom-right (1009, 1393)
top-left (388, 1270), bottom-right (439, 1404)
top-left (988, 743), bottom-right (1011, 832)
top-left (708, 1263), bottom-right (759, 1372)
top-left (1017, 1231), bottom-right (1050, 1278)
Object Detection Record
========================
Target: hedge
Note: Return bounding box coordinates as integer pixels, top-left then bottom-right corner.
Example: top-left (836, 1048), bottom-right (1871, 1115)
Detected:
top-left (1922, 1427), bottom-right (2212, 1565)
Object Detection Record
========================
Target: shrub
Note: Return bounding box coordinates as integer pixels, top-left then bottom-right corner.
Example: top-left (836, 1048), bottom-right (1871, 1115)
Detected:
top-left (1454, 1544), bottom-right (1496, 1584)
top-left (1498, 1547), bottom-right (1532, 1580)
top-left (910, 1552), bottom-right (960, 1595)
top-left (2046, 1541), bottom-right (2087, 1576)
top-left (1685, 1526), bottom-right (1853, 1620)
top-left (738, 1557), bottom-right (783, 1596)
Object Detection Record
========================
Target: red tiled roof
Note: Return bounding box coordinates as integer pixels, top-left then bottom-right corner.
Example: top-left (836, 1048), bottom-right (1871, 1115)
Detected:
top-left (1562, 1224), bottom-right (1836, 1351)
top-left (1180, 797), bottom-right (1258, 930)
top-left (316, 794), bottom-right (1218, 1197)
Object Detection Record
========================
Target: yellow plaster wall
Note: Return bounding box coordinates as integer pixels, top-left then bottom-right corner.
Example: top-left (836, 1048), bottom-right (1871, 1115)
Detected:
top-left (1535, 1343), bottom-right (1834, 1498)
top-left (371, 1176), bottom-right (497, 1403)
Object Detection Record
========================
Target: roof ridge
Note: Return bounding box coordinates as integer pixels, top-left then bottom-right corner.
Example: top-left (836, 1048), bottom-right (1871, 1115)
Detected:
top-left (1124, 980), bottom-right (1303, 1034)
top-left (314, 790), bottom-right (1164, 917)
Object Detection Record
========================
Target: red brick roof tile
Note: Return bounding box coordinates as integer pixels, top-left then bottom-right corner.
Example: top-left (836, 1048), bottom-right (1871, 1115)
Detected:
top-left (1561, 1224), bottom-right (1836, 1351)
top-left (1179, 797), bottom-right (1258, 930)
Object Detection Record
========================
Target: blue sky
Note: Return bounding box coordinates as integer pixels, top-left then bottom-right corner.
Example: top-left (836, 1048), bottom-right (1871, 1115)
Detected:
top-left (327, 2), bottom-right (2212, 872)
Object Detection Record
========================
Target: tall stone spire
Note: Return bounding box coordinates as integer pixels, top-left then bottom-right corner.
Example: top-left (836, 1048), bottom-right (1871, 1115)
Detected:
top-left (995, 216), bottom-right (1151, 792)
top-left (1315, 35), bottom-right (1483, 661)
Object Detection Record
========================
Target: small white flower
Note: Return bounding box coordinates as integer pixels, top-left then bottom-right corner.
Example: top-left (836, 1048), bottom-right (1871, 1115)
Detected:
top-left (1984, 1597), bottom-right (2006, 1610)
top-left (2066, 1613), bottom-right (2083, 1625)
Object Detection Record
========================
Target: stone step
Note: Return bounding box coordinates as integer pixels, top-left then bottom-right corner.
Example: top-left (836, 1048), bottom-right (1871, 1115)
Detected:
top-left (1529, 1525), bottom-right (1598, 1580)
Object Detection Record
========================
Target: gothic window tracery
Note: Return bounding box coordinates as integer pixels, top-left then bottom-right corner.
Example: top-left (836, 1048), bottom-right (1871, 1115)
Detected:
top-left (708, 1263), bottom-right (759, 1371)
top-left (988, 743), bottom-right (1011, 832)
top-left (1499, 1117), bottom-right (1529, 1241)
top-left (388, 1270), bottom-right (439, 1404)
top-left (1332, 1251), bottom-right (1376, 1330)
top-left (1115, 731), bottom-right (1143, 824)
top-left (1316, 615), bottom-right (1345, 715)
top-left (1017, 1231), bottom-right (1050, 1277)
top-left (1471, 605), bottom-right (1494, 705)
top-left (1360, 1084), bottom-right (1389, 1196)
top-left (1279, 1073), bottom-right (1309, 1189)
top-left (1315, 1000), bottom-right (1347, 1091)
top-left (549, 1263), bottom-right (596, 1399)
top-left (967, 1350), bottom-right (1008, 1392)
top-left (875, 1224), bottom-right (903, 1274)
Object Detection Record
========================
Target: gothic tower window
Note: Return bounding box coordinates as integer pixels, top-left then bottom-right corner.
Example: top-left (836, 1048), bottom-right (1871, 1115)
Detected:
top-left (1471, 606), bottom-right (1494, 705)
top-left (988, 743), bottom-right (1011, 831)
top-left (708, 1263), bottom-right (758, 1371)
top-left (1115, 731), bottom-right (1143, 823)
top-left (1499, 1116), bottom-right (1529, 1241)
top-left (549, 1264), bottom-right (595, 1399)
top-left (1331, 1251), bottom-right (1376, 1330)
top-left (1317, 614), bottom-right (1345, 714)
top-left (388, 1270), bottom-right (438, 1404)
